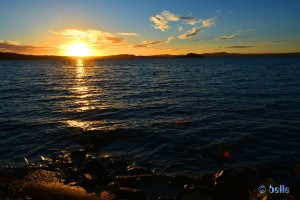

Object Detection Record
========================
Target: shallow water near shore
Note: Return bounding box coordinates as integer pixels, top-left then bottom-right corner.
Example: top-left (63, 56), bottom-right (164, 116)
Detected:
top-left (1, 58), bottom-right (300, 185)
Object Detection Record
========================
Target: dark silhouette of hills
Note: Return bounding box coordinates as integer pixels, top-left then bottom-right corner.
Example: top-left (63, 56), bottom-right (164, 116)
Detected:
top-left (175, 53), bottom-right (205, 58)
top-left (1, 52), bottom-right (300, 60)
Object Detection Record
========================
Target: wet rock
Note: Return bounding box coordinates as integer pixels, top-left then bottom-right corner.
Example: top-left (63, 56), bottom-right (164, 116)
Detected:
top-left (116, 187), bottom-right (146, 200)
top-left (181, 191), bottom-right (214, 200)
top-left (81, 173), bottom-right (95, 186)
top-left (214, 169), bottom-right (249, 200)
top-left (195, 174), bottom-right (214, 189)
top-left (142, 182), bottom-right (182, 198)
top-left (107, 181), bottom-right (119, 191)
top-left (126, 165), bottom-right (151, 175)
top-left (70, 150), bottom-right (86, 163)
top-left (22, 170), bottom-right (97, 200)
top-left (295, 163), bottom-right (300, 178)
top-left (83, 158), bottom-right (105, 177)
top-left (99, 190), bottom-right (116, 200)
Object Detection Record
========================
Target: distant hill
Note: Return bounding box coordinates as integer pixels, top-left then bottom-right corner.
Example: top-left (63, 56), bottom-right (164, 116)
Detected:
top-left (0, 52), bottom-right (69, 60)
top-left (1, 52), bottom-right (300, 60)
top-left (202, 52), bottom-right (300, 58)
top-left (175, 53), bottom-right (205, 58)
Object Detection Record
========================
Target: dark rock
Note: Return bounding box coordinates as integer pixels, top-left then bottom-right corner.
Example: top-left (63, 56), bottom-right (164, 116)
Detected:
top-left (83, 158), bottom-right (105, 177)
top-left (116, 187), bottom-right (146, 200)
top-left (214, 169), bottom-right (250, 200)
top-left (181, 191), bottom-right (214, 200)
top-left (99, 190), bottom-right (116, 200)
top-left (126, 165), bottom-right (151, 175)
top-left (70, 150), bottom-right (86, 163)
top-left (143, 182), bottom-right (182, 198)
top-left (107, 181), bottom-right (119, 191)
top-left (195, 174), bottom-right (214, 189)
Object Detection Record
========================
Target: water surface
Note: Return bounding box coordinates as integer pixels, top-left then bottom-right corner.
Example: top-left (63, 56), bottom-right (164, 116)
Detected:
top-left (0, 58), bottom-right (299, 183)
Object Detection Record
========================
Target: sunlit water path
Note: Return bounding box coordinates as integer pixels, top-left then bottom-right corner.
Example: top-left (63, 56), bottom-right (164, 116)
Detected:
top-left (0, 58), bottom-right (300, 184)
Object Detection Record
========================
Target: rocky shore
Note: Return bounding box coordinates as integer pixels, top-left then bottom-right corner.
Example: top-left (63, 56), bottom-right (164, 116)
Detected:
top-left (0, 147), bottom-right (298, 200)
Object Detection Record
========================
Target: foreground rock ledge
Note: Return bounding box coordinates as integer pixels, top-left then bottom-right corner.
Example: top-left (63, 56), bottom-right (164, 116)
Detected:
top-left (22, 170), bottom-right (98, 200)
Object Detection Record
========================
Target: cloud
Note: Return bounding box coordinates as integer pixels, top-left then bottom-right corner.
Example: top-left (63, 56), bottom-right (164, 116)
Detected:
top-left (201, 17), bottom-right (217, 27)
top-left (162, 10), bottom-right (180, 21)
top-left (166, 36), bottom-right (176, 43)
top-left (178, 27), bottom-right (201, 39)
top-left (215, 34), bottom-right (240, 40)
top-left (150, 10), bottom-right (200, 31)
top-left (52, 29), bottom-right (126, 44)
top-left (0, 40), bottom-right (55, 54)
top-left (237, 29), bottom-right (256, 33)
top-left (105, 37), bottom-right (125, 44)
top-left (255, 40), bottom-right (283, 47)
top-left (116, 32), bottom-right (140, 36)
top-left (178, 26), bottom-right (183, 32)
top-left (226, 45), bottom-right (254, 48)
top-left (132, 40), bottom-right (164, 48)
top-left (150, 14), bottom-right (169, 31)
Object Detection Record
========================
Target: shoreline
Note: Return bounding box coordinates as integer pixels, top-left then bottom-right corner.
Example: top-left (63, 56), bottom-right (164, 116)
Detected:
top-left (1, 147), bottom-right (298, 200)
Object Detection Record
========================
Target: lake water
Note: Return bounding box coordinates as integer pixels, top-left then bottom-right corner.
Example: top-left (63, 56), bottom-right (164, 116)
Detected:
top-left (0, 58), bottom-right (300, 184)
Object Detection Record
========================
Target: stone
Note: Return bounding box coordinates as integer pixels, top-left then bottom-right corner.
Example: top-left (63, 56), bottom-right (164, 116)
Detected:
top-left (214, 169), bottom-right (249, 200)
top-left (83, 158), bottom-right (105, 176)
top-left (126, 165), bottom-right (151, 175)
top-left (22, 170), bottom-right (97, 200)
top-left (181, 191), bottom-right (214, 200)
top-left (70, 150), bottom-right (86, 163)
top-left (116, 187), bottom-right (146, 200)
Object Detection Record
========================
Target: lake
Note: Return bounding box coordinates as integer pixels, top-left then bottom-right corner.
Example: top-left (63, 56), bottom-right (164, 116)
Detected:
top-left (0, 58), bottom-right (300, 184)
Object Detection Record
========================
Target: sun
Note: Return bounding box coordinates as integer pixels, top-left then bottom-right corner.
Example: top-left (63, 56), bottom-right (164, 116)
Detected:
top-left (66, 43), bottom-right (91, 57)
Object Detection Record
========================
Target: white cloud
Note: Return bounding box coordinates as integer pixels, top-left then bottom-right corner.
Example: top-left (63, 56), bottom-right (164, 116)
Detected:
top-left (178, 27), bottom-right (201, 39)
top-left (201, 17), bottom-right (217, 27)
top-left (162, 10), bottom-right (180, 21)
top-left (166, 36), bottom-right (176, 43)
top-left (116, 32), bottom-right (140, 36)
top-left (150, 14), bottom-right (169, 31)
top-left (178, 26), bottom-right (183, 32)
top-left (215, 34), bottom-right (240, 40)
top-left (150, 10), bottom-right (201, 31)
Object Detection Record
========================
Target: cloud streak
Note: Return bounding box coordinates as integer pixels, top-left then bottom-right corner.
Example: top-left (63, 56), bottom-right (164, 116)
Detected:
top-left (178, 27), bottom-right (201, 39)
top-left (52, 29), bottom-right (126, 44)
top-left (226, 45), bottom-right (253, 48)
top-left (132, 40), bottom-right (164, 48)
top-left (215, 34), bottom-right (240, 40)
top-left (116, 32), bottom-right (140, 36)
top-left (0, 40), bottom-right (55, 54)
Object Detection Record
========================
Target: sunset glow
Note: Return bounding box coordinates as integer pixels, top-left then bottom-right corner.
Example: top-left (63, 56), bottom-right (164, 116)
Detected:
top-left (0, 1), bottom-right (299, 56)
top-left (65, 43), bottom-right (91, 57)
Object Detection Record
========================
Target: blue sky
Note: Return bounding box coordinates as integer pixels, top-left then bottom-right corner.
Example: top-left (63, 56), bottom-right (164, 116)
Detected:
top-left (0, 0), bottom-right (299, 55)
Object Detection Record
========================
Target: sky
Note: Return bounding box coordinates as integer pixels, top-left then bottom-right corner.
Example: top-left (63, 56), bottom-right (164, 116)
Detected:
top-left (0, 0), bottom-right (300, 56)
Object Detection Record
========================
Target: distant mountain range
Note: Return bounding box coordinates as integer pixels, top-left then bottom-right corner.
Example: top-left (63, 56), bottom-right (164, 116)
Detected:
top-left (1, 52), bottom-right (300, 60)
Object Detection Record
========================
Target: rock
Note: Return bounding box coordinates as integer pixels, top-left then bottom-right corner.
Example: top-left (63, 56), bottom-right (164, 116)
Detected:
top-left (70, 150), bottom-right (86, 163)
top-left (22, 170), bottom-right (97, 200)
top-left (142, 182), bottom-right (182, 198)
top-left (126, 165), bottom-right (151, 175)
top-left (214, 169), bottom-right (249, 200)
top-left (107, 181), bottom-right (119, 191)
top-left (99, 190), bottom-right (116, 200)
top-left (83, 158), bottom-right (105, 176)
top-left (181, 191), bottom-right (214, 200)
top-left (195, 174), bottom-right (214, 189)
top-left (116, 187), bottom-right (146, 200)
top-left (295, 163), bottom-right (300, 178)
